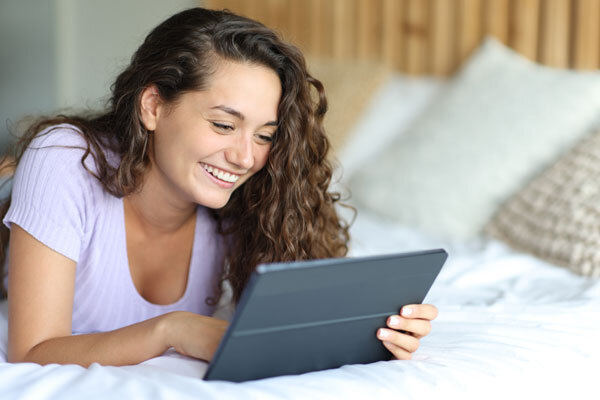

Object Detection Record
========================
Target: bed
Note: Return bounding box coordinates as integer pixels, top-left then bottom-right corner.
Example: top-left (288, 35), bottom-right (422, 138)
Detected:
top-left (2, 1), bottom-right (600, 398)
top-left (2, 223), bottom-right (599, 399)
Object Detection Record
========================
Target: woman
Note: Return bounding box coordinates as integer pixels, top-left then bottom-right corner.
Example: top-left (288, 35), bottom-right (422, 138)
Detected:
top-left (0, 7), bottom-right (437, 367)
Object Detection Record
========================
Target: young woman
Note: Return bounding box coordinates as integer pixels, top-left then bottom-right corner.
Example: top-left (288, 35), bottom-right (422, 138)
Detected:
top-left (0, 7), bottom-right (438, 367)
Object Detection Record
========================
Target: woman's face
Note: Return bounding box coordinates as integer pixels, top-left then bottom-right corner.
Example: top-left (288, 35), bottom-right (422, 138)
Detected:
top-left (141, 61), bottom-right (281, 209)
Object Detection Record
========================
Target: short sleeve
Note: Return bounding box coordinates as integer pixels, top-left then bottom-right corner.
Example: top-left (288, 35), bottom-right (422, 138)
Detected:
top-left (3, 125), bottom-right (97, 263)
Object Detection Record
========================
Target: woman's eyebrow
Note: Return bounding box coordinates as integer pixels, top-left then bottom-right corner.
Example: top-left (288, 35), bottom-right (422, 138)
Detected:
top-left (211, 105), bottom-right (277, 126)
top-left (211, 105), bottom-right (245, 120)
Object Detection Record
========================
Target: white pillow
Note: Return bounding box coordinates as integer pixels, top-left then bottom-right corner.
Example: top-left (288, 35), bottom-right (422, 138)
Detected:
top-left (337, 74), bottom-right (444, 180)
top-left (349, 37), bottom-right (600, 240)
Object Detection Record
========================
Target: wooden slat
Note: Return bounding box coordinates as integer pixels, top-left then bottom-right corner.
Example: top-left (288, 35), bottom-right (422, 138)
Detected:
top-left (232, 0), bottom-right (249, 14)
top-left (320, 0), bottom-right (335, 57)
top-left (357, 0), bottom-right (382, 60)
top-left (539, 0), bottom-right (571, 67)
top-left (332, 0), bottom-right (357, 60)
top-left (254, 3), bottom-right (272, 28)
top-left (509, 0), bottom-right (540, 61)
top-left (572, 0), bottom-right (600, 69)
top-left (203, 0), bottom-right (222, 11)
top-left (265, 0), bottom-right (289, 38)
top-left (308, 0), bottom-right (324, 56)
top-left (457, 0), bottom-right (483, 62)
top-left (287, 0), bottom-right (303, 49)
top-left (484, 0), bottom-right (510, 44)
top-left (205, 0), bottom-right (249, 16)
top-left (430, 0), bottom-right (456, 76)
top-left (404, 0), bottom-right (429, 75)
top-left (382, 0), bottom-right (404, 69)
top-left (229, 0), bottom-right (260, 23)
top-left (288, 0), bottom-right (311, 52)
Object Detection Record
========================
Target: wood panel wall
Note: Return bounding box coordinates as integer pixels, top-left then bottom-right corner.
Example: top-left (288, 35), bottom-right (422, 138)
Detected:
top-left (204, 0), bottom-right (600, 75)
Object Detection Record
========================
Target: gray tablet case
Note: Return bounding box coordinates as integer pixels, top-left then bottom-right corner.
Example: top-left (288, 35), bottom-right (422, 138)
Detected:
top-left (204, 249), bottom-right (447, 382)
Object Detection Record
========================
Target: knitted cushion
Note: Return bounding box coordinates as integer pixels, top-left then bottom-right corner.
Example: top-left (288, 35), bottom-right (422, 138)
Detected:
top-left (486, 128), bottom-right (600, 277)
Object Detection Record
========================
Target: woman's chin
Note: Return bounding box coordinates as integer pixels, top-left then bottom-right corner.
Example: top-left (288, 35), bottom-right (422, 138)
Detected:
top-left (194, 193), bottom-right (232, 210)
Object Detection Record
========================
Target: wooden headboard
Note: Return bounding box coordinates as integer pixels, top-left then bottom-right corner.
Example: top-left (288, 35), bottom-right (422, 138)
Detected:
top-left (204, 0), bottom-right (600, 75)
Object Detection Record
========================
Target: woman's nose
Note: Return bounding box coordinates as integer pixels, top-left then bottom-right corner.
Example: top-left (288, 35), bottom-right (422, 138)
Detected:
top-left (226, 135), bottom-right (253, 170)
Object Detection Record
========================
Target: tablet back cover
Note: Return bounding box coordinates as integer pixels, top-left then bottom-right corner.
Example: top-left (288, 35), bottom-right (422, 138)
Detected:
top-left (204, 249), bottom-right (447, 382)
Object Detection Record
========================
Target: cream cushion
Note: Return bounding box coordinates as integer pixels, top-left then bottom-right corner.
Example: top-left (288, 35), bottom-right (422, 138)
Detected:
top-left (337, 75), bottom-right (444, 180)
top-left (349, 37), bottom-right (600, 240)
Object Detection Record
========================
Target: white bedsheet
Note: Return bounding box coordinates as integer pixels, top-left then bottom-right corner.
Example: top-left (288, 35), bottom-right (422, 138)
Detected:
top-left (1, 208), bottom-right (599, 399)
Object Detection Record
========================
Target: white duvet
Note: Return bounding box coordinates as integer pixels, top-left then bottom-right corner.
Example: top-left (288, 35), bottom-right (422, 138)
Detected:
top-left (1, 207), bottom-right (599, 399)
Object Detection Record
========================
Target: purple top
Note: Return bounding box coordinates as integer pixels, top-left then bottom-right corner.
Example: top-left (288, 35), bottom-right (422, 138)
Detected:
top-left (3, 124), bottom-right (224, 334)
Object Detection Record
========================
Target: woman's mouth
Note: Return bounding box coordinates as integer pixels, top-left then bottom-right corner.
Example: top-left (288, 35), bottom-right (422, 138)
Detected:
top-left (200, 162), bottom-right (240, 186)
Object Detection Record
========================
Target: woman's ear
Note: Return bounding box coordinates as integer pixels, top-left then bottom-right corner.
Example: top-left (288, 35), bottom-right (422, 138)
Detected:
top-left (139, 86), bottom-right (162, 131)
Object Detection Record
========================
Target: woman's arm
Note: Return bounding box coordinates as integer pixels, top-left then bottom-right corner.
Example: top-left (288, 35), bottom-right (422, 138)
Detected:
top-left (7, 224), bottom-right (227, 367)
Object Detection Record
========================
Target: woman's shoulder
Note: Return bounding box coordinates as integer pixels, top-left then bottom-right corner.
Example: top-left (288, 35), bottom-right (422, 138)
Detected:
top-left (12, 123), bottom-right (114, 203)
top-left (23, 123), bottom-right (113, 178)
top-left (29, 123), bottom-right (88, 151)
top-left (6, 123), bottom-right (112, 263)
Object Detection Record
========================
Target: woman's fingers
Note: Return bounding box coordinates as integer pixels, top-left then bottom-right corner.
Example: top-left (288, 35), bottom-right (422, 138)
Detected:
top-left (167, 312), bottom-right (229, 361)
top-left (382, 341), bottom-right (413, 360)
top-left (377, 328), bottom-right (420, 355)
top-left (377, 304), bottom-right (438, 359)
top-left (400, 304), bottom-right (438, 321)
top-left (385, 315), bottom-right (431, 339)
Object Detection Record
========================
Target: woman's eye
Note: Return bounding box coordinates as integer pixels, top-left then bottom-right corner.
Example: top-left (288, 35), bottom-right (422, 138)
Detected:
top-left (257, 134), bottom-right (273, 144)
top-left (212, 122), bottom-right (234, 131)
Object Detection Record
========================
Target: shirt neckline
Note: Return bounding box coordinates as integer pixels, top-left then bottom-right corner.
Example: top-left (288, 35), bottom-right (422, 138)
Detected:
top-left (119, 198), bottom-right (199, 308)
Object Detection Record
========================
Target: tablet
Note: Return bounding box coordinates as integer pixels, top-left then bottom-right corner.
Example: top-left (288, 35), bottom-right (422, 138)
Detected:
top-left (204, 249), bottom-right (447, 382)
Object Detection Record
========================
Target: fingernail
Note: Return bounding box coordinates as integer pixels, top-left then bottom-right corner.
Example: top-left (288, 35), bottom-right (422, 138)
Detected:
top-left (378, 329), bottom-right (390, 339)
top-left (389, 316), bottom-right (400, 326)
top-left (402, 307), bottom-right (412, 317)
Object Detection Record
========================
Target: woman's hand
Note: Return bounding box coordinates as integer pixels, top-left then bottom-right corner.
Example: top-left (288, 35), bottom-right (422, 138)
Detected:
top-left (161, 311), bottom-right (229, 362)
top-left (376, 304), bottom-right (438, 360)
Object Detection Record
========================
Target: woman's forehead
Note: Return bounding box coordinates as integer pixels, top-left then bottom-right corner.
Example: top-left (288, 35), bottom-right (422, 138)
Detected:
top-left (193, 61), bottom-right (281, 121)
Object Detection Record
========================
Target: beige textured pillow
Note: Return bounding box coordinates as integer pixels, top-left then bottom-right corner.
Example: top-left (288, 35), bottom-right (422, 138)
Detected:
top-left (486, 128), bottom-right (600, 278)
top-left (307, 58), bottom-right (390, 154)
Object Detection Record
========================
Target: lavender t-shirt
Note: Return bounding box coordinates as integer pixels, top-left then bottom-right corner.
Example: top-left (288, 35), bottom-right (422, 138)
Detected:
top-left (3, 125), bottom-right (224, 334)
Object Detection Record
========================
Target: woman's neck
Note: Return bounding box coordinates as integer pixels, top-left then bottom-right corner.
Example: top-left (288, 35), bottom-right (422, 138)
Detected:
top-left (124, 166), bottom-right (197, 237)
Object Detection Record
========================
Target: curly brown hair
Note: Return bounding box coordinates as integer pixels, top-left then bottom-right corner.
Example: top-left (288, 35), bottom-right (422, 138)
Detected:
top-left (0, 7), bottom-right (351, 303)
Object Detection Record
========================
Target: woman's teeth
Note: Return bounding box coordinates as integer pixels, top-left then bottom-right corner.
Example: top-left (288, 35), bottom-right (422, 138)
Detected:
top-left (201, 163), bottom-right (240, 183)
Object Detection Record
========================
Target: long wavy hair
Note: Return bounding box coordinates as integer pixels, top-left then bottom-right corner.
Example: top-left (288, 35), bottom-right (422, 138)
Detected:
top-left (0, 7), bottom-right (351, 303)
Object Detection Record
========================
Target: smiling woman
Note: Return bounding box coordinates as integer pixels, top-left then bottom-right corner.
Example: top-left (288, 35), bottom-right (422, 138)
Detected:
top-left (0, 7), bottom-right (437, 368)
